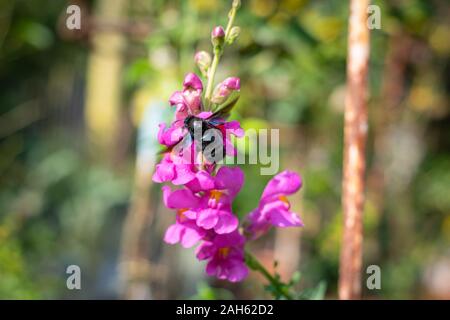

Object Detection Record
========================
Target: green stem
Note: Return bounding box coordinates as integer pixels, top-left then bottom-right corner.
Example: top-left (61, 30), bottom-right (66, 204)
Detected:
top-left (224, 3), bottom-right (238, 39)
top-left (245, 251), bottom-right (294, 300)
top-left (204, 2), bottom-right (239, 108)
top-left (204, 48), bottom-right (221, 106)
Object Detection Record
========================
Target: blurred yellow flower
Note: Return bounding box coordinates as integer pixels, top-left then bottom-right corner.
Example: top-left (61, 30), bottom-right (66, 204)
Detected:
top-left (429, 25), bottom-right (450, 56)
top-left (250, 0), bottom-right (276, 17)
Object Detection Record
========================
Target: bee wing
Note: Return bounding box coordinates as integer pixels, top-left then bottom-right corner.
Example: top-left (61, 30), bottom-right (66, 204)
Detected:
top-left (206, 117), bottom-right (226, 126)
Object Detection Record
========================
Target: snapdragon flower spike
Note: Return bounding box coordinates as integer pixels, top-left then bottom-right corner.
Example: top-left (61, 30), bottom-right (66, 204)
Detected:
top-left (244, 170), bottom-right (304, 240)
top-left (169, 73), bottom-right (203, 119)
top-left (196, 230), bottom-right (248, 282)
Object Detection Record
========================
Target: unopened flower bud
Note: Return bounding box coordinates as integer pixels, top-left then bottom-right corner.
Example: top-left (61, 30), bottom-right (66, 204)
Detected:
top-left (194, 51), bottom-right (212, 77)
top-left (211, 77), bottom-right (240, 104)
top-left (232, 0), bottom-right (241, 9)
top-left (227, 26), bottom-right (240, 44)
top-left (222, 77), bottom-right (240, 90)
top-left (211, 26), bottom-right (225, 48)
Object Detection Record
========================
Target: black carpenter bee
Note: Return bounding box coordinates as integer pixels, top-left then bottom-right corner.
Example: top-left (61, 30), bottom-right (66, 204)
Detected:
top-left (160, 94), bottom-right (239, 163)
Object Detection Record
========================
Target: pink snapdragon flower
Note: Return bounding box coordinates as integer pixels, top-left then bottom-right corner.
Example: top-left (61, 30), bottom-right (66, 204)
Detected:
top-left (153, 152), bottom-right (218, 189)
top-left (164, 212), bottom-right (206, 248)
top-left (169, 73), bottom-right (203, 119)
top-left (159, 167), bottom-right (243, 235)
top-left (244, 170), bottom-right (304, 240)
top-left (191, 167), bottom-right (244, 234)
top-left (162, 186), bottom-right (207, 248)
top-left (152, 153), bottom-right (196, 185)
top-left (157, 122), bottom-right (185, 147)
top-left (196, 230), bottom-right (248, 282)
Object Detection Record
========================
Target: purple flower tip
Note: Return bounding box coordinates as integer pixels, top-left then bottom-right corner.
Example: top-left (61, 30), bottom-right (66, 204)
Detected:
top-left (183, 73), bottom-right (203, 91)
top-left (211, 26), bottom-right (225, 39)
top-left (223, 77), bottom-right (240, 90)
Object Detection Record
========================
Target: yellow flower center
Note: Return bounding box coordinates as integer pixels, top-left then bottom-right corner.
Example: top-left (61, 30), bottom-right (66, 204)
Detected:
top-left (177, 208), bottom-right (188, 222)
top-left (218, 247), bottom-right (230, 258)
top-left (278, 195), bottom-right (290, 205)
top-left (210, 190), bottom-right (223, 202)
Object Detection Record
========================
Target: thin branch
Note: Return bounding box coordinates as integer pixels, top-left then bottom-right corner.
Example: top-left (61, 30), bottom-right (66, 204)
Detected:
top-left (245, 251), bottom-right (293, 300)
top-left (339, 0), bottom-right (370, 300)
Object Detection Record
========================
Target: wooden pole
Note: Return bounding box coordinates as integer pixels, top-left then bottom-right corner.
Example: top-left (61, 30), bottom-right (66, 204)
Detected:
top-left (339, 0), bottom-right (370, 300)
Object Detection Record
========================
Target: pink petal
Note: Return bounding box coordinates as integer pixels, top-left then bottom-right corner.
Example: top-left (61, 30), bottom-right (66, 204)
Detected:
top-left (157, 123), bottom-right (167, 144)
top-left (180, 227), bottom-right (204, 248)
top-left (214, 230), bottom-right (245, 247)
top-left (158, 122), bottom-right (185, 146)
top-left (162, 186), bottom-right (172, 207)
top-left (169, 91), bottom-right (185, 106)
top-left (196, 208), bottom-right (219, 230)
top-left (224, 135), bottom-right (238, 156)
top-left (268, 208), bottom-right (304, 227)
top-left (195, 241), bottom-right (215, 260)
top-left (224, 120), bottom-right (244, 137)
top-left (214, 211), bottom-right (239, 234)
top-left (214, 166), bottom-right (244, 197)
top-left (183, 89), bottom-right (201, 113)
top-left (261, 170), bottom-right (302, 200)
top-left (186, 171), bottom-right (215, 193)
top-left (205, 259), bottom-right (219, 277)
top-left (175, 106), bottom-right (189, 120)
top-left (183, 210), bottom-right (198, 219)
top-left (166, 188), bottom-right (200, 209)
top-left (227, 261), bottom-right (249, 282)
top-left (183, 73), bottom-right (203, 91)
top-left (197, 111), bottom-right (213, 119)
top-left (152, 162), bottom-right (175, 183)
top-left (163, 224), bottom-right (183, 244)
top-left (222, 77), bottom-right (240, 90)
top-left (172, 165), bottom-right (196, 185)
